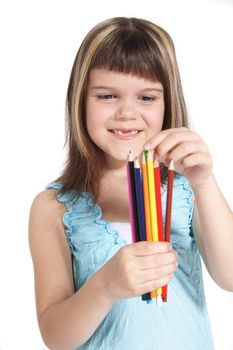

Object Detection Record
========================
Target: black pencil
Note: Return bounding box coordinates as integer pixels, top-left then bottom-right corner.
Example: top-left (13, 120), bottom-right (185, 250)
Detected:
top-left (127, 151), bottom-right (140, 242)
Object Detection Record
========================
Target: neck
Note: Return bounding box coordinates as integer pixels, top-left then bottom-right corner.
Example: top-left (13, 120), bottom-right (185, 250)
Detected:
top-left (104, 152), bottom-right (143, 175)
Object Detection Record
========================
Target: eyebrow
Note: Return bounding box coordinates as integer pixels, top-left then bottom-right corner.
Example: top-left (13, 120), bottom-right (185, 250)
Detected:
top-left (90, 86), bottom-right (163, 93)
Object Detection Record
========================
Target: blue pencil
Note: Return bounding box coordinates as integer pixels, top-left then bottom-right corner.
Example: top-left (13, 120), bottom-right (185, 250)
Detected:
top-left (134, 158), bottom-right (152, 303)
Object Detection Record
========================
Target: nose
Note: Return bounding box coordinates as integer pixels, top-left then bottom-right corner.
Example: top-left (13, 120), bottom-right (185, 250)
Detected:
top-left (115, 98), bottom-right (138, 120)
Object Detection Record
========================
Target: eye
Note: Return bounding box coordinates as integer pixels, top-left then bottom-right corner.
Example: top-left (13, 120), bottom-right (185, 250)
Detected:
top-left (97, 94), bottom-right (116, 100)
top-left (140, 96), bottom-right (157, 102)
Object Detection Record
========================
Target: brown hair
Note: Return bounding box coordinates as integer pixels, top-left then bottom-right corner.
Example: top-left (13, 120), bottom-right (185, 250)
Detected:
top-left (55, 17), bottom-right (190, 202)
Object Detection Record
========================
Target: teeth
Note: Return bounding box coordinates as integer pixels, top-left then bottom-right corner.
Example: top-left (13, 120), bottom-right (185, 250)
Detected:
top-left (112, 130), bottom-right (139, 135)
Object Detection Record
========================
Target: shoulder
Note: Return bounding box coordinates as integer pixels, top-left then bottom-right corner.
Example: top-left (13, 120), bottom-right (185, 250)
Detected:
top-left (29, 189), bottom-right (67, 227)
top-left (28, 190), bottom-right (75, 320)
top-left (30, 188), bottom-right (65, 211)
top-left (28, 189), bottom-right (68, 258)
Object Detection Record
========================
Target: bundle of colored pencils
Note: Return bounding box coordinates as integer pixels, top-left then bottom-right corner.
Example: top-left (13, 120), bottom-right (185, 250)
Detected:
top-left (127, 150), bottom-right (174, 306)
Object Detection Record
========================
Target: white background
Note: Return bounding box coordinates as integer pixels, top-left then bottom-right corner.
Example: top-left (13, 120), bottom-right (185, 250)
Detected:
top-left (0, 0), bottom-right (233, 349)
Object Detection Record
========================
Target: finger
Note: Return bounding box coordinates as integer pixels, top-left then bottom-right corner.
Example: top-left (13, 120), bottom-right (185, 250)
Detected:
top-left (129, 241), bottom-right (172, 256)
top-left (140, 273), bottom-right (174, 294)
top-left (181, 152), bottom-right (212, 169)
top-left (164, 141), bottom-right (207, 164)
top-left (144, 127), bottom-right (194, 151)
top-left (139, 262), bottom-right (178, 283)
top-left (144, 128), bottom-right (177, 150)
top-left (137, 250), bottom-right (178, 270)
top-left (152, 131), bottom-right (200, 161)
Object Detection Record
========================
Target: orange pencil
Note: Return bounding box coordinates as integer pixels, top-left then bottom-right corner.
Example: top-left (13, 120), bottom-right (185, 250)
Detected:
top-left (141, 152), bottom-right (152, 242)
top-left (146, 151), bottom-right (162, 301)
top-left (141, 152), bottom-right (154, 301)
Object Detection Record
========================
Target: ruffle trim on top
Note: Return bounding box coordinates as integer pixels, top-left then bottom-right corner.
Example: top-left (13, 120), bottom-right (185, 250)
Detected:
top-left (163, 174), bottom-right (194, 202)
top-left (163, 174), bottom-right (195, 225)
top-left (84, 192), bottom-right (127, 245)
top-left (46, 182), bottom-right (126, 246)
top-left (175, 174), bottom-right (195, 228)
top-left (46, 182), bottom-right (75, 248)
top-left (46, 174), bottom-right (194, 246)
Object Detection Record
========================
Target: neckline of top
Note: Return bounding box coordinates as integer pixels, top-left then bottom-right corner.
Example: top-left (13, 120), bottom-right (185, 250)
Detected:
top-left (94, 185), bottom-right (167, 228)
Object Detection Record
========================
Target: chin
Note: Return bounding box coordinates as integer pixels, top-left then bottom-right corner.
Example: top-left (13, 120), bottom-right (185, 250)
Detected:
top-left (106, 146), bottom-right (144, 164)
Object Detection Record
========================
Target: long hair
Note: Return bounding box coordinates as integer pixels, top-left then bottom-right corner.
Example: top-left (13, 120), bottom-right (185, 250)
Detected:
top-left (55, 17), bottom-right (190, 202)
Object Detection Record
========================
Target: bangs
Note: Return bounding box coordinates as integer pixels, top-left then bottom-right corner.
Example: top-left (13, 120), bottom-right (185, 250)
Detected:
top-left (89, 26), bottom-right (165, 83)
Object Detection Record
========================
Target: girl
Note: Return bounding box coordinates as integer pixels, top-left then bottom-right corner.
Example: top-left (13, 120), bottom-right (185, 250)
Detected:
top-left (29, 17), bottom-right (233, 350)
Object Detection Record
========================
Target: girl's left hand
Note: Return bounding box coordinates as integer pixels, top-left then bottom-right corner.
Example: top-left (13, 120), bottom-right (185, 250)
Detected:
top-left (144, 127), bottom-right (213, 189)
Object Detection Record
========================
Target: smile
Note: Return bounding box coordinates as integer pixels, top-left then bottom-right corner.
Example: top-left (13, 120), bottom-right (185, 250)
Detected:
top-left (108, 129), bottom-right (142, 140)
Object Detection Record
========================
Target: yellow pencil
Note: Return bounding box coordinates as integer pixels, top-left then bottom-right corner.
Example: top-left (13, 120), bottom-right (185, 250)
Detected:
top-left (147, 150), bottom-right (162, 298)
top-left (141, 153), bottom-right (152, 242)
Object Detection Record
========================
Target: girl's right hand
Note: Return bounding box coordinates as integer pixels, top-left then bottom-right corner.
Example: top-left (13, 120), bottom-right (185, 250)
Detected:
top-left (99, 241), bottom-right (178, 302)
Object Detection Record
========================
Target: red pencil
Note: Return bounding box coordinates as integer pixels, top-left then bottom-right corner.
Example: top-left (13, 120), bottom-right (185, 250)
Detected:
top-left (165, 161), bottom-right (174, 242)
top-left (154, 157), bottom-right (167, 301)
top-left (162, 160), bottom-right (174, 302)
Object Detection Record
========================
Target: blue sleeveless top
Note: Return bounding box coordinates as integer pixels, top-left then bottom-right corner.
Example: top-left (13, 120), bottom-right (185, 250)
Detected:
top-left (46, 174), bottom-right (215, 350)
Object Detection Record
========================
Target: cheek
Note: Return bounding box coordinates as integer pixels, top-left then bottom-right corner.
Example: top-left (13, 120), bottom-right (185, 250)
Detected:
top-left (87, 114), bottom-right (101, 130)
top-left (146, 111), bottom-right (164, 133)
top-left (86, 105), bottom-right (107, 141)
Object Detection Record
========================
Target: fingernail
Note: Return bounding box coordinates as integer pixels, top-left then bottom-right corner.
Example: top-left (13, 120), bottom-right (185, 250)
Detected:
top-left (144, 143), bottom-right (152, 150)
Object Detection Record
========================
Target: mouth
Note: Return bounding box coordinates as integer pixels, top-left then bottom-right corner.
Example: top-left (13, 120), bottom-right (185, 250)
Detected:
top-left (108, 129), bottom-right (142, 141)
top-left (108, 129), bottom-right (142, 136)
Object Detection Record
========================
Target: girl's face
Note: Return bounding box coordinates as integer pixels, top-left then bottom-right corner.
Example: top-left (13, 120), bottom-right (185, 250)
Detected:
top-left (86, 68), bottom-right (165, 169)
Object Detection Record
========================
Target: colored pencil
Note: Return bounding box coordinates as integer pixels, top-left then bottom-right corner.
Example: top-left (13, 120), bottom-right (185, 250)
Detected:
top-left (127, 151), bottom-right (136, 243)
top-left (126, 151), bottom-right (174, 304)
top-left (143, 152), bottom-right (162, 301)
top-left (162, 160), bottom-right (175, 302)
top-left (146, 151), bottom-right (158, 242)
top-left (141, 153), bottom-right (152, 242)
top-left (127, 151), bottom-right (140, 242)
top-left (147, 157), bottom-right (164, 300)
top-left (154, 157), bottom-right (168, 301)
top-left (134, 158), bottom-right (147, 241)
top-left (146, 150), bottom-right (162, 299)
top-left (154, 158), bottom-right (164, 242)
top-left (165, 160), bottom-right (174, 242)
top-left (134, 158), bottom-right (151, 302)
top-left (141, 153), bottom-right (153, 301)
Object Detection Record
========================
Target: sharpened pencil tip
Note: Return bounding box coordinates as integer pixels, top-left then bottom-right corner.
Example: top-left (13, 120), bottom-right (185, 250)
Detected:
top-left (169, 160), bottom-right (174, 171)
top-left (134, 158), bottom-right (140, 168)
top-left (147, 150), bottom-right (153, 161)
top-left (128, 150), bottom-right (133, 162)
top-left (142, 152), bottom-right (146, 164)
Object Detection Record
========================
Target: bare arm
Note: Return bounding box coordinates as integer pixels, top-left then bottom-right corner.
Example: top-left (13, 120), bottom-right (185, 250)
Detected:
top-left (39, 268), bottom-right (114, 350)
top-left (143, 127), bottom-right (233, 291)
top-left (192, 174), bottom-right (233, 291)
top-left (29, 190), bottom-right (114, 350)
top-left (29, 190), bottom-right (177, 350)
